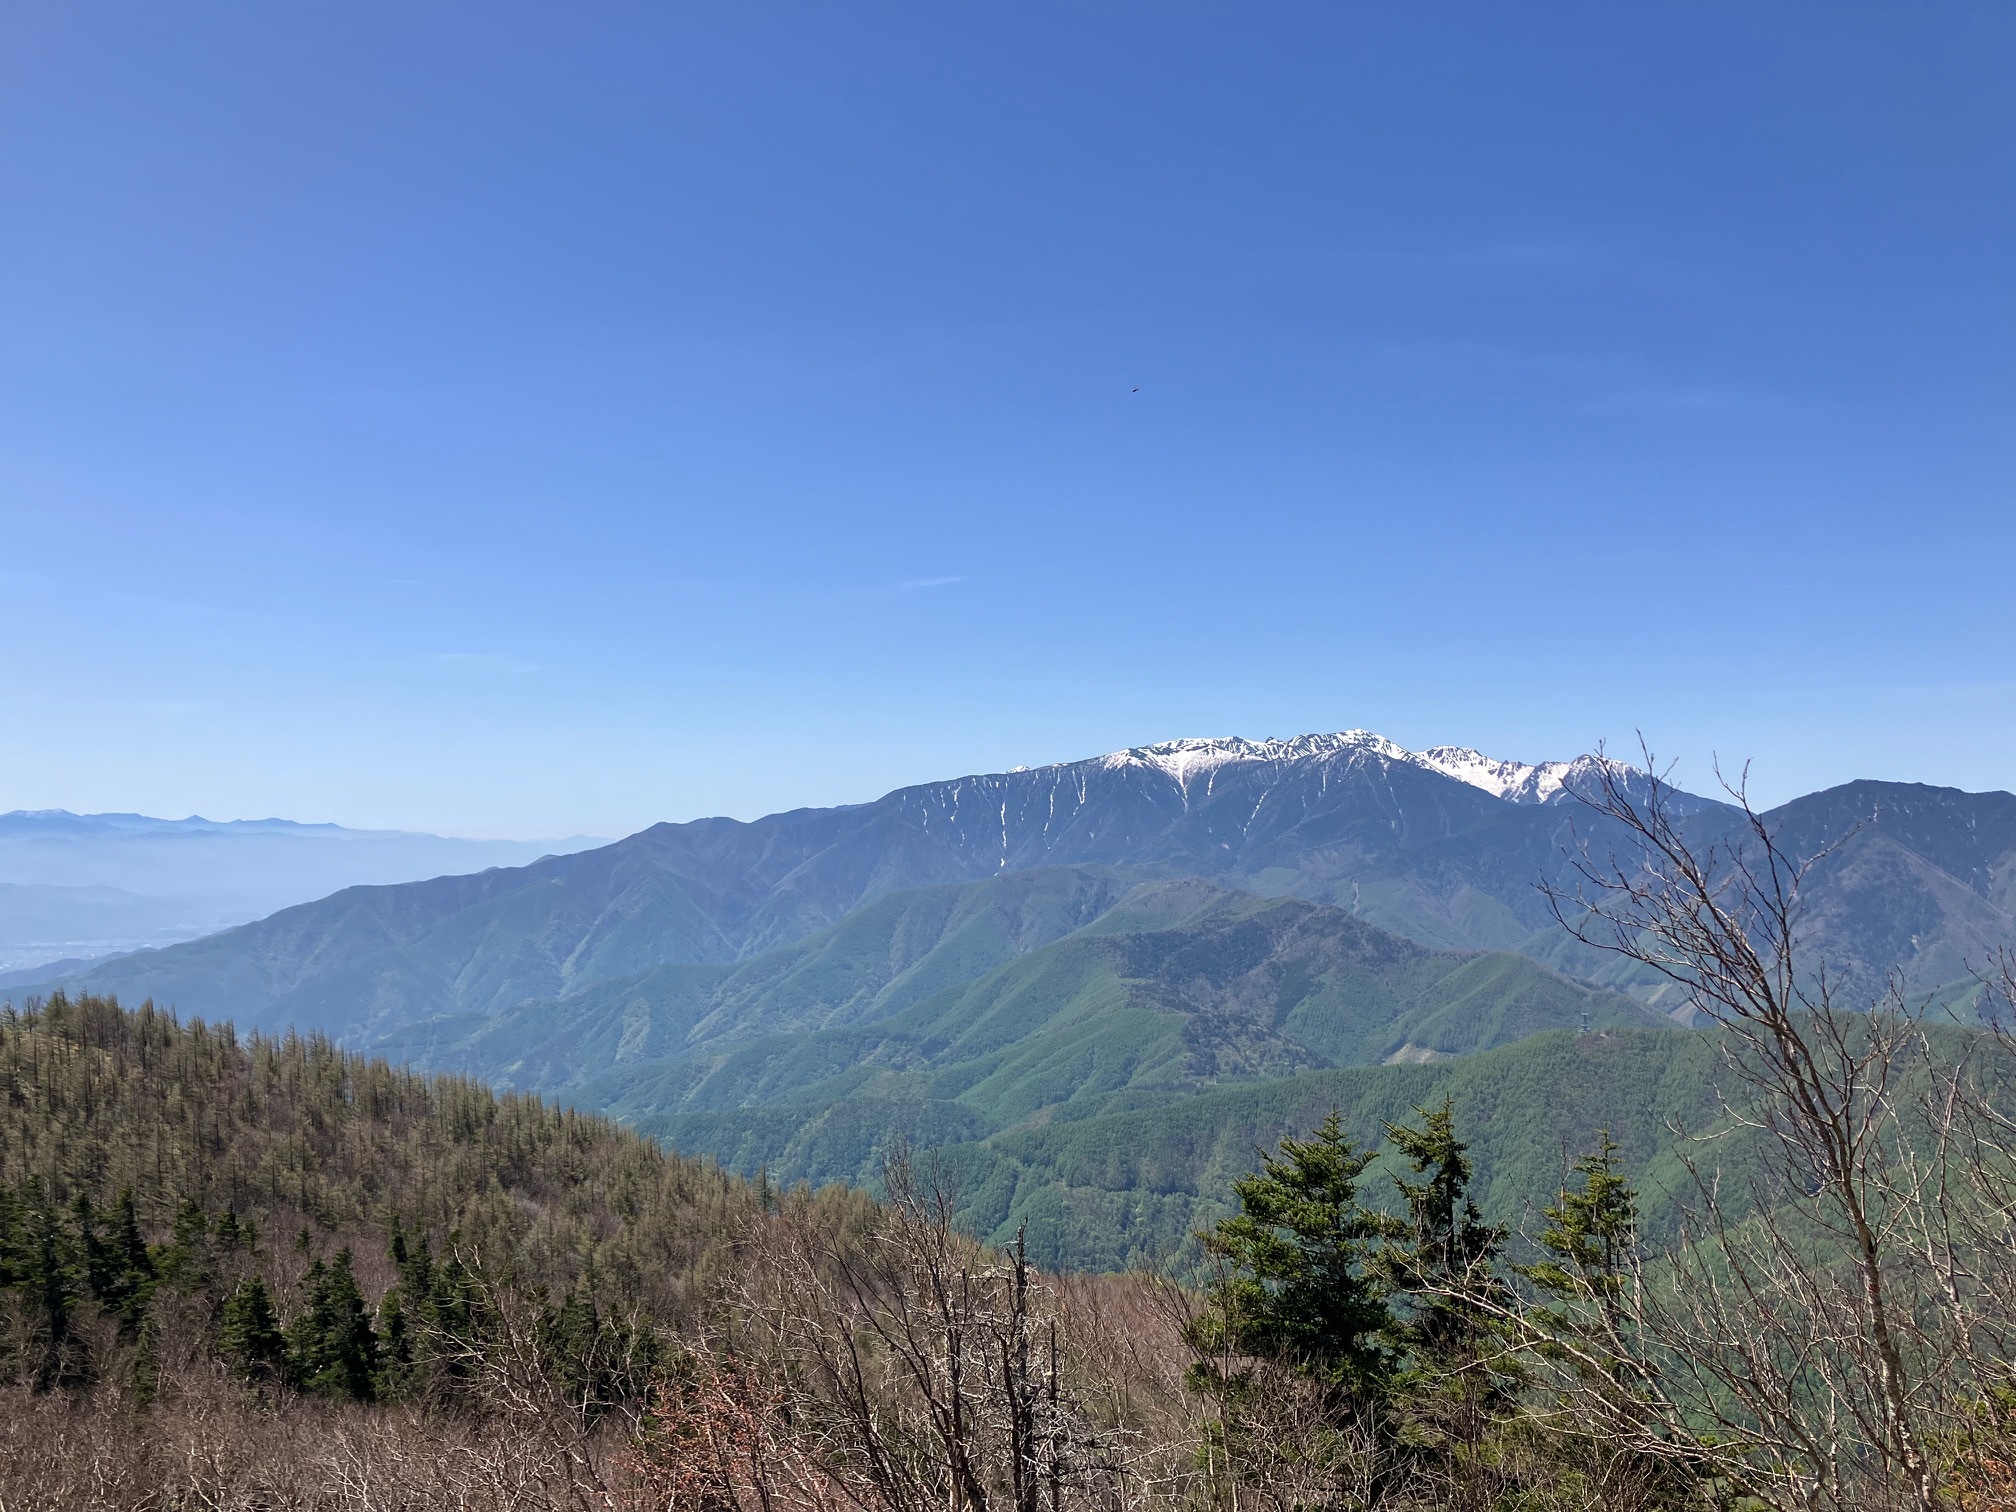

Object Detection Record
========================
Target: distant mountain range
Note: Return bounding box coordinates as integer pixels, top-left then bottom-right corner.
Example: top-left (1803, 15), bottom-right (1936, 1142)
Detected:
top-left (13, 731), bottom-right (2013, 1264)
top-left (0, 809), bottom-right (606, 976)
top-left (12, 734), bottom-right (1692, 1025)
top-left (32, 732), bottom-right (2009, 1024)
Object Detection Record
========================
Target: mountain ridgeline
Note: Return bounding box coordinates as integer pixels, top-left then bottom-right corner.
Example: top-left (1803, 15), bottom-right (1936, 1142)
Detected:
top-left (31, 734), bottom-right (1696, 1038)
top-left (13, 733), bottom-right (2015, 1269)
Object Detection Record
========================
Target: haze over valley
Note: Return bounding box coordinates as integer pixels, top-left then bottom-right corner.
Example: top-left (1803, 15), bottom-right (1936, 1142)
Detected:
top-left (0, 810), bottom-right (605, 977)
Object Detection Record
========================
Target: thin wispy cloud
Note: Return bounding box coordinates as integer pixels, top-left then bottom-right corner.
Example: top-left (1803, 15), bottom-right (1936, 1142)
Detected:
top-left (851, 575), bottom-right (966, 599)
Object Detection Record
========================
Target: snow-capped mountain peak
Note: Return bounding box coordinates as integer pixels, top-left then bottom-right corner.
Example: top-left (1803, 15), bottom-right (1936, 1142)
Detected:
top-left (1410, 746), bottom-right (1577, 804)
top-left (1091, 732), bottom-right (1628, 804)
top-left (1099, 731), bottom-right (1409, 785)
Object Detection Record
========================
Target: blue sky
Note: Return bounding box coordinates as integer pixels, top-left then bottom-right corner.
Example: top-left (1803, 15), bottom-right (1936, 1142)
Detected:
top-left (2, 3), bottom-right (2011, 837)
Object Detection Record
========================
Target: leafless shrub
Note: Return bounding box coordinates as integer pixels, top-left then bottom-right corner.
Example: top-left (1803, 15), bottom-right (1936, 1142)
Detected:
top-left (1498, 747), bottom-right (2016, 1512)
top-left (0, 1375), bottom-right (637, 1511)
top-left (721, 1149), bottom-right (1142, 1511)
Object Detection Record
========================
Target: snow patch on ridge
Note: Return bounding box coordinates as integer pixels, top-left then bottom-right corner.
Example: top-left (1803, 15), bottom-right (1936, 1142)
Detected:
top-left (1413, 746), bottom-right (1573, 804)
top-left (1090, 734), bottom-right (1629, 804)
top-left (1100, 732), bottom-right (1410, 787)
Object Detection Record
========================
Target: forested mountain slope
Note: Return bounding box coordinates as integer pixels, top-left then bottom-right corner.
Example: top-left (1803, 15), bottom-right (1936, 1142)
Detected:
top-left (746, 1018), bottom-right (2006, 1273)
top-left (414, 870), bottom-right (1662, 1099)
top-left (1759, 780), bottom-right (2016, 1002)
top-left (377, 865), bottom-right (1213, 1079)
top-left (0, 991), bottom-right (771, 1336)
top-left (431, 871), bottom-right (1669, 1225)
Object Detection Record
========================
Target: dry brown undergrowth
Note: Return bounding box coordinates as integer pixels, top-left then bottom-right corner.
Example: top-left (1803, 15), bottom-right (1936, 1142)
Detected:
top-left (0, 1379), bottom-right (642, 1512)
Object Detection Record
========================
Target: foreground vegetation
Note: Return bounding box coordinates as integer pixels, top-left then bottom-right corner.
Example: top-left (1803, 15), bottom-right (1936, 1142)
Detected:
top-left (4, 972), bottom-right (2015, 1510)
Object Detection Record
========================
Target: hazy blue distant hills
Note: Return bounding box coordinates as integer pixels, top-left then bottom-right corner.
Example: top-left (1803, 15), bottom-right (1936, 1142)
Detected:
top-left (0, 880), bottom-right (208, 943)
top-left (0, 809), bottom-right (606, 974)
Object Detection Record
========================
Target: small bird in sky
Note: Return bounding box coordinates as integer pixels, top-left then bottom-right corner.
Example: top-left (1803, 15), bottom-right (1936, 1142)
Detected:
top-left (1131, 386), bottom-right (1140, 393)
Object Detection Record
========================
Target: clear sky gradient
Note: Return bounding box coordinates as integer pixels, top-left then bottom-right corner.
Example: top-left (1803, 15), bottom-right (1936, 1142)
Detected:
top-left (3, 3), bottom-right (2011, 837)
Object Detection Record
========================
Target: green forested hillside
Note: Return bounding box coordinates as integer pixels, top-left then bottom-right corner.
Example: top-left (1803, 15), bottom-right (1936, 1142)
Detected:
top-left (941, 1027), bottom-right (1740, 1268)
top-left (390, 873), bottom-right (1664, 1214)
top-left (381, 865), bottom-right (1205, 1083)
top-left (650, 1019), bottom-right (1994, 1274)
top-left (639, 1025), bottom-right (1739, 1270)
top-left (0, 989), bottom-right (800, 1393)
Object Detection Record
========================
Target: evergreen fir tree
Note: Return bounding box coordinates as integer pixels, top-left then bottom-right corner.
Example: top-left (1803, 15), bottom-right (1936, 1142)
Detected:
top-left (1509, 1133), bottom-right (1699, 1506)
top-left (374, 1286), bottom-right (415, 1399)
top-left (286, 1249), bottom-right (380, 1400)
top-left (1373, 1100), bottom-right (1517, 1509)
top-left (19, 1180), bottom-right (85, 1391)
top-left (213, 1208), bottom-right (251, 1251)
top-left (1517, 1130), bottom-right (1640, 1346)
top-left (1185, 1111), bottom-right (1395, 1398)
top-left (1375, 1099), bottom-right (1508, 1371)
top-left (170, 1198), bottom-right (209, 1252)
top-left (217, 1276), bottom-right (288, 1387)
top-left (0, 1184), bottom-right (23, 1290)
top-left (72, 1193), bottom-right (110, 1302)
top-left (542, 1279), bottom-right (637, 1411)
top-left (97, 1189), bottom-right (156, 1336)
top-left (156, 1198), bottom-right (212, 1289)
